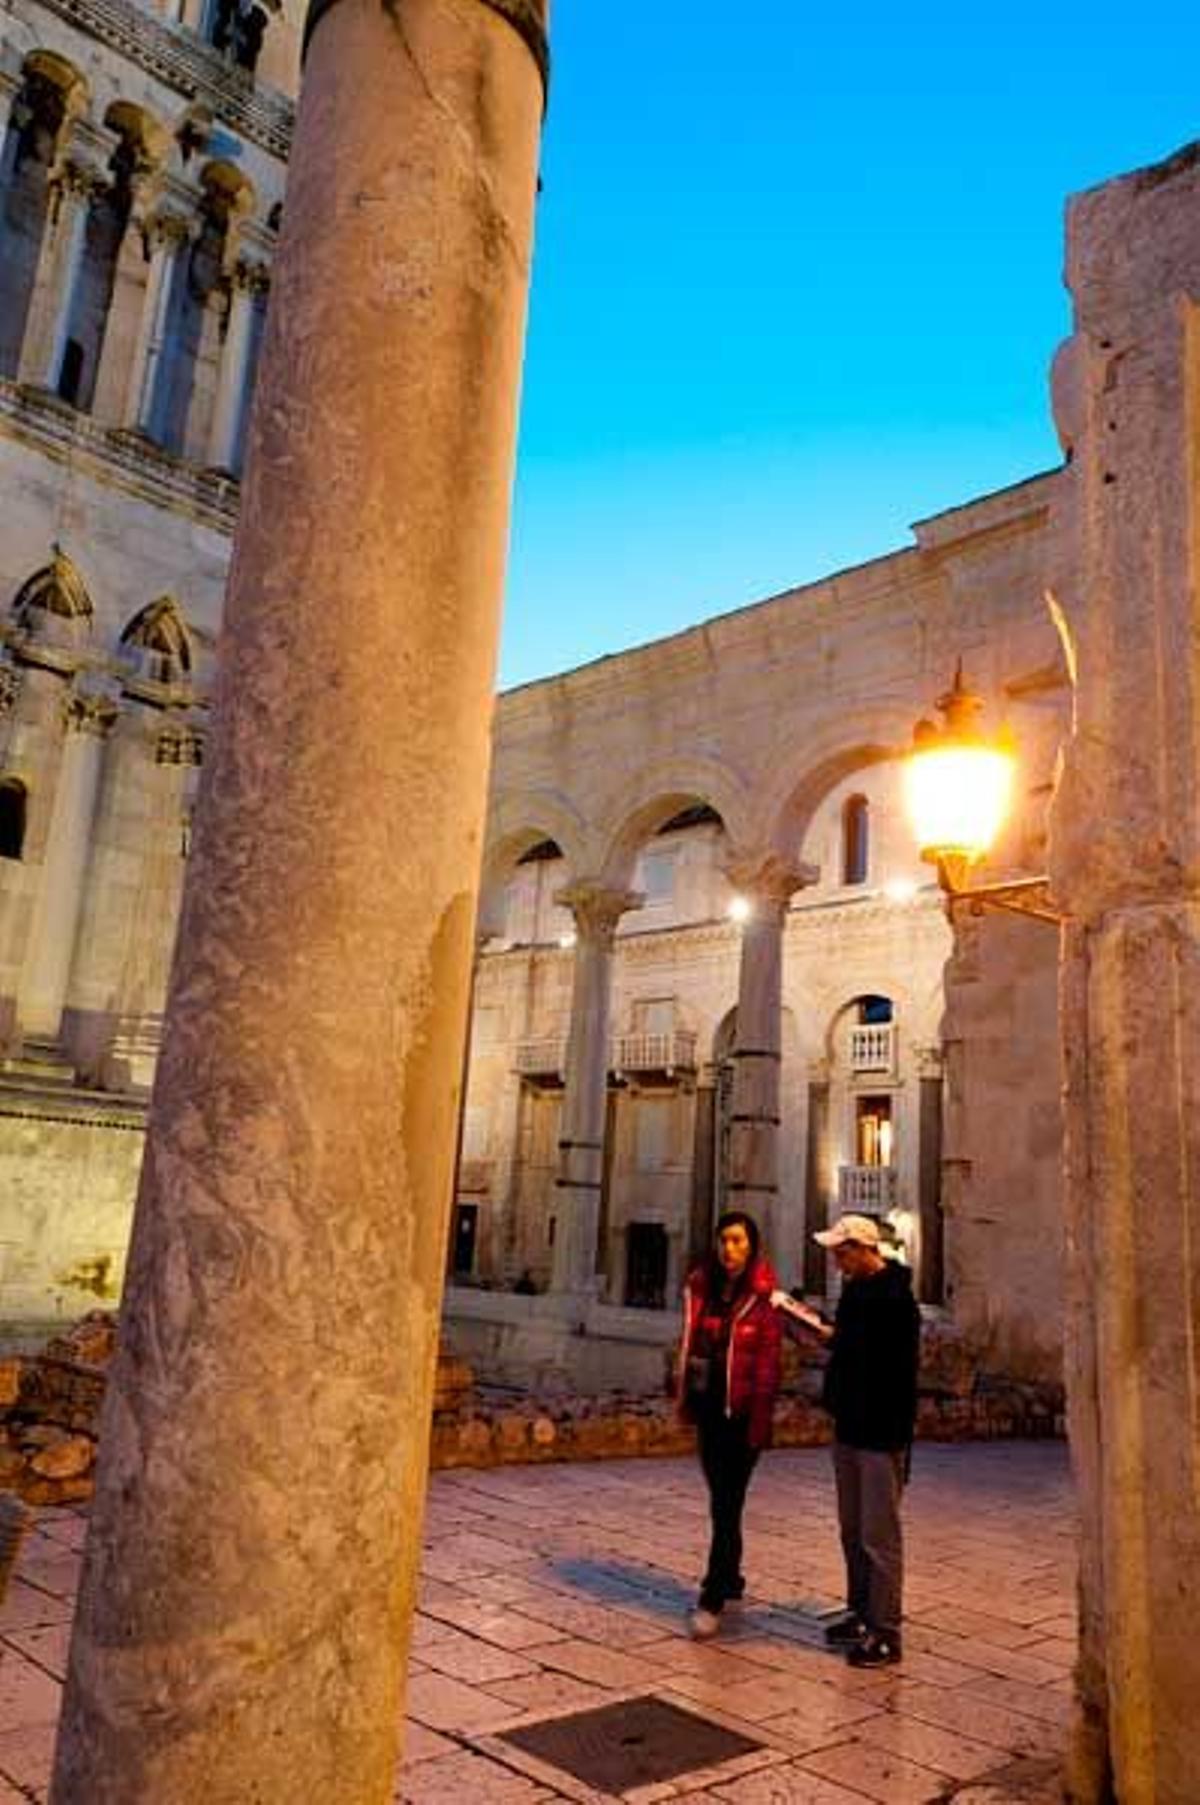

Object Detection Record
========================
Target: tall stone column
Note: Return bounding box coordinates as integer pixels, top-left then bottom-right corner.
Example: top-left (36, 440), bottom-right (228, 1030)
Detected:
top-left (50, 0), bottom-right (547, 1799)
top-left (723, 853), bottom-right (813, 1250)
top-left (121, 210), bottom-right (190, 433)
top-left (1049, 147), bottom-right (1200, 1805)
top-left (207, 258), bottom-right (268, 471)
top-left (551, 883), bottom-right (640, 1294)
top-left (16, 688), bottom-right (116, 1044)
top-left (18, 160), bottom-right (105, 390)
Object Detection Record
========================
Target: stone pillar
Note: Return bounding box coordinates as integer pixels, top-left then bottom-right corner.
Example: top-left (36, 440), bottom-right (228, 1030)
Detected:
top-left (122, 210), bottom-right (190, 433)
top-left (551, 883), bottom-right (640, 1295)
top-left (49, 0), bottom-right (547, 1798)
top-left (16, 688), bottom-right (115, 1044)
top-left (723, 852), bottom-right (813, 1248)
top-left (207, 258), bottom-right (268, 471)
top-left (18, 161), bottom-right (105, 390)
top-left (1048, 146), bottom-right (1200, 1805)
top-left (915, 1046), bottom-right (944, 1305)
top-left (802, 1065), bottom-right (831, 1294)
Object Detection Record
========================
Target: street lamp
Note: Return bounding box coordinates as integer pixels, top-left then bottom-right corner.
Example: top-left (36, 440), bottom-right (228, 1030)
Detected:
top-left (904, 663), bottom-right (1062, 924)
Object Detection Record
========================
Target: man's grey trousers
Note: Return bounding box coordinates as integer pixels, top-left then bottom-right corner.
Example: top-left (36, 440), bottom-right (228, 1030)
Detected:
top-left (832, 1442), bottom-right (906, 1641)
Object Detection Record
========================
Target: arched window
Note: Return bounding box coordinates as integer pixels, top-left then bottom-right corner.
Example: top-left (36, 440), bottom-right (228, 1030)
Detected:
top-left (0, 779), bottom-right (28, 860)
top-left (0, 66), bottom-right (73, 377)
top-left (842, 794), bottom-right (869, 885)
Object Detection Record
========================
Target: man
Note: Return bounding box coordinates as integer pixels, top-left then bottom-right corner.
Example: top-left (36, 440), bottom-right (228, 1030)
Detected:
top-left (773, 1213), bottom-right (920, 1667)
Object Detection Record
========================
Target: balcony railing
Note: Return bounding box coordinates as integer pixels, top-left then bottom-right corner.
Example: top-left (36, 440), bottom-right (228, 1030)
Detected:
top-left (514, 1036), bottom-right (568, 1078)
top-left (849, 1022), bottom-right (897, 1075)
top-left (515, 1029), bottom-right (698, 1081)
top-left (612, 1030), bottom-right (697, 1075)
top-left (837, 1164), bottom-right (898, 1213)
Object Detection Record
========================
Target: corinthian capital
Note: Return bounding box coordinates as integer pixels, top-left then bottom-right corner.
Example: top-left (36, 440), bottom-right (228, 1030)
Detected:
top-left (144, 209), bottom-right (194, 254)
top-left (722, 848), bottom-right (818, 913)
top-left (555, 882), bottom-right (643, 947)
top-left (63, 690), bottom-right (118, 738)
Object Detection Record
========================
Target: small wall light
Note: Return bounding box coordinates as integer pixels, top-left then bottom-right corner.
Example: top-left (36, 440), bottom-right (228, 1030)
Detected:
top-left (727, 895), bottom-right (752, 924)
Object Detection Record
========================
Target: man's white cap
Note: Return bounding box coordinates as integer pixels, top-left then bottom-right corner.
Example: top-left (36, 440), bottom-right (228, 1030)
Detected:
top-left (814, 1213), bottom-right (882, 1249)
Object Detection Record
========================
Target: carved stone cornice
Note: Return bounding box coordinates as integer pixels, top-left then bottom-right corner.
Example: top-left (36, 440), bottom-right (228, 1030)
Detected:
top-left (35, 0), bottom-right (295, 160)
top-left (303, 0), bottom-right (550, 104)
top-left (0, 379), bottom-right (238, 535)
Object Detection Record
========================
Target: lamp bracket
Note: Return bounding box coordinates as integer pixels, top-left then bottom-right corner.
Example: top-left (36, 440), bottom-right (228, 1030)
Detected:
top-left (934, 861), bottom-right (1064, 926)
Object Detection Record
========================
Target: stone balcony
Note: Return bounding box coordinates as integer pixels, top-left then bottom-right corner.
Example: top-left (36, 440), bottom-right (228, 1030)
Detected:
top-left (849, 1021), bottom-right (897, 1076)
top-left (837, 1163), bottom-right (898, 1213)
top-left (514, 1029), bottom-right (698, 1084)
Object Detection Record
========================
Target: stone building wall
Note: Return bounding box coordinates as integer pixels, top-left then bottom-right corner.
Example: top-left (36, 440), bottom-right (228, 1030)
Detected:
top-left (0, 0), bottom-right (1084, 1384)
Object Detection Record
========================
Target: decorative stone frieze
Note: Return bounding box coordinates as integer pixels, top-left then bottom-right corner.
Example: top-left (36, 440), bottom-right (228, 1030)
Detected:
top-left (0, 664), bottom-right (21, 716)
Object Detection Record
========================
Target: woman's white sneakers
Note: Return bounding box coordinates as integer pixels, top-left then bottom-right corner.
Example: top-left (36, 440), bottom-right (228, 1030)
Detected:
top-left (688, 1606), bottom-right (722, 1640)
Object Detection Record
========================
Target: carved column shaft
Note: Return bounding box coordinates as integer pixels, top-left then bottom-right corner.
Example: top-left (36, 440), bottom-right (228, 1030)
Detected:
top-left (207, 260), bottom-right (267, 471)
top-left (724, 854), bottom-right (814, 1249)
top-left (16, 688), bottom-right (116, 1042)
top-left (123, 212), bottom-right (190, 432)
top-left (552, 884), bottom-right (640, 1294)
top-left (18, 162), bottom-right (106, 389)
top-left (50, 0), bottom-right (546, 1797)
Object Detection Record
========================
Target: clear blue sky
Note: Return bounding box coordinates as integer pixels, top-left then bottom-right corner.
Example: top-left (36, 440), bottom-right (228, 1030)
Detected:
top-left (498, 4), bottom-right (1200, 690)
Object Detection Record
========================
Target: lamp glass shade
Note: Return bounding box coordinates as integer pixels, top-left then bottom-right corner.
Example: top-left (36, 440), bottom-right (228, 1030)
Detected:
top-left (903, 742), bottom-right (1014, 864)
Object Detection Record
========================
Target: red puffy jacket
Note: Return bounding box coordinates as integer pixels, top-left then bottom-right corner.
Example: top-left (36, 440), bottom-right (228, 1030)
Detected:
top-left (677, 1254), bottom-right (782, 1449)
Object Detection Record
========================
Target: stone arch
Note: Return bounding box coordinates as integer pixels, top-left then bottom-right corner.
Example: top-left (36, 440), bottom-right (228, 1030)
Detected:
top-left (120, 594), bottom-right (193, 684)
top-left (0, 52), bottom-right (89, 379)
top-left (12, 550), bottom-right (93, 645)
top-left (753, 708), bottom-right (916, 868)
top-left (592, 756), bottom-right (753, 889)
top-left (479, 790), bottom-right (587, 940)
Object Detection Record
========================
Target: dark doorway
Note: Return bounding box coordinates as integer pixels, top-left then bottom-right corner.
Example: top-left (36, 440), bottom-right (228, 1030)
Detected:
top-left (450, 1202), bottom-right (478, 1278)
top-left (625, 1222), bottom-right (668, 1309)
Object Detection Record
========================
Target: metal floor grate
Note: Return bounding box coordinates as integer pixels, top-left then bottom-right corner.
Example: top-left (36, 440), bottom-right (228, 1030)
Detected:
top-left (499, 1693), bottom-right (763, 1792)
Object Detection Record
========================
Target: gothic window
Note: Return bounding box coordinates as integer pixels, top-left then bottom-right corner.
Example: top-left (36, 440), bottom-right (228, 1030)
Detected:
top-left (120, 596), bottom-right (192, 685)
top-left (207, 0), bottom-right (270, 73)
top-left (0, 779), bottom-right (27, 860)
top-left (842, 794), bottom-right (869, 886)
top-left (0, 67), bottom-right (72, 377)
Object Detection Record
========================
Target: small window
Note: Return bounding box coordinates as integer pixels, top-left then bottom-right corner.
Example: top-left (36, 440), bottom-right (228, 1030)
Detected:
top-left (842, 795), bottom-right (869, 886)
top-left (0, 779), bottom-right (27, 860)
top-left (450, 1203), bottom-right (478, 1277)
top-left (637, 848), bottom-right (675, 905)
top-left (858, 995), bottom-right (893, 1025)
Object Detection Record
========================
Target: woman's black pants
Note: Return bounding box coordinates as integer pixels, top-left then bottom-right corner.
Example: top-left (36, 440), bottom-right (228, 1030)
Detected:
top-left (697, 1412), bottom-right (759, 1611)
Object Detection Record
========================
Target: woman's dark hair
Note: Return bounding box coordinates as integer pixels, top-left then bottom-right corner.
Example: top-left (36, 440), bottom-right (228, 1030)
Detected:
top-left (706, 1210), bottom-right (761, 1293)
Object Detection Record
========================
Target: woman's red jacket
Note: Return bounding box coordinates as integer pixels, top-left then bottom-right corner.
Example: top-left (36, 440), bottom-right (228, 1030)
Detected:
top-left (677, 1254), bottom-right (783, 1450)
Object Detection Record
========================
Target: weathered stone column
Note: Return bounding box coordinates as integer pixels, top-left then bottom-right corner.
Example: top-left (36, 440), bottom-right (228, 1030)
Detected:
top-left (207, 258), bottom-right (268, 471)
top-left (17, 688), bottom-right (116, 1043)
top-left (50, 0), bottom-right (547, 1799)
top-left (551, 883), bottom-right (640, 1294)
top-left (1049, 143), bottom-right (1200, 1805)
top-left (121, 210), bottom-right (190, 432)
top-left (723, 853), bottom-right (813, 1249)
top-left (18, 161), bottom-right (104, 390)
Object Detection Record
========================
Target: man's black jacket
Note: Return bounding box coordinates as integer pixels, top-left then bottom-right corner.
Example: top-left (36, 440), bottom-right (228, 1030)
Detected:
top-left (822, 1260), bottom-right (920, 1452)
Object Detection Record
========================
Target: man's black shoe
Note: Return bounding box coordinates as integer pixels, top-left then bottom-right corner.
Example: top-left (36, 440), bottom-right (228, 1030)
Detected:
top-left (823, 1613), bottom-right (866, 1648)
top-left (846, 1632), bottom-right (902, 1667)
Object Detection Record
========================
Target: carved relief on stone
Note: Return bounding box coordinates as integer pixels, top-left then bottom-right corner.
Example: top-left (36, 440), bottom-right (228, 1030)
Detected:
top-left (62, 690), bottom-right (118, 738)
top-left (554, 882), bottom-right (643, 946)
top-left (0, 663), bottom-right (22, 717)
top-left (722, 847), bottom-right (818, 915)
top-left (156, 724), bottom-right (205, 767)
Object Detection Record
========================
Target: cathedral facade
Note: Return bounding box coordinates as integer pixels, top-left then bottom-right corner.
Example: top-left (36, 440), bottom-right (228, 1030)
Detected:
top-left (0, 0), bottom-right (1069, 1386)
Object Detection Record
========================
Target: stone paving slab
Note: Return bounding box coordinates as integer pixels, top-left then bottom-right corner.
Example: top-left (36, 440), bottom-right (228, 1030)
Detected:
top-left (0, 1442), bottom-right (1076, 1802)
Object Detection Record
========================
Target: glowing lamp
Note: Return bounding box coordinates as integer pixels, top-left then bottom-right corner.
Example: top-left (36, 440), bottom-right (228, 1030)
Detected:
top-left (727, 894), bottom-right (752, 924)
top-left (904, 665), bottom-right (1014, 889)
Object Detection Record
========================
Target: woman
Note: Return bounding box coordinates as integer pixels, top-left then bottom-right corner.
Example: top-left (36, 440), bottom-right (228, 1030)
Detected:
top-left (677, 1210), bottom-right (782, 1638)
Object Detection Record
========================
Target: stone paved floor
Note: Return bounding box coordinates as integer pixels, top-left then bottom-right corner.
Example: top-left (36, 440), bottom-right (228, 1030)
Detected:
top-left (0, 1442), bottom-right (1075, 1803)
